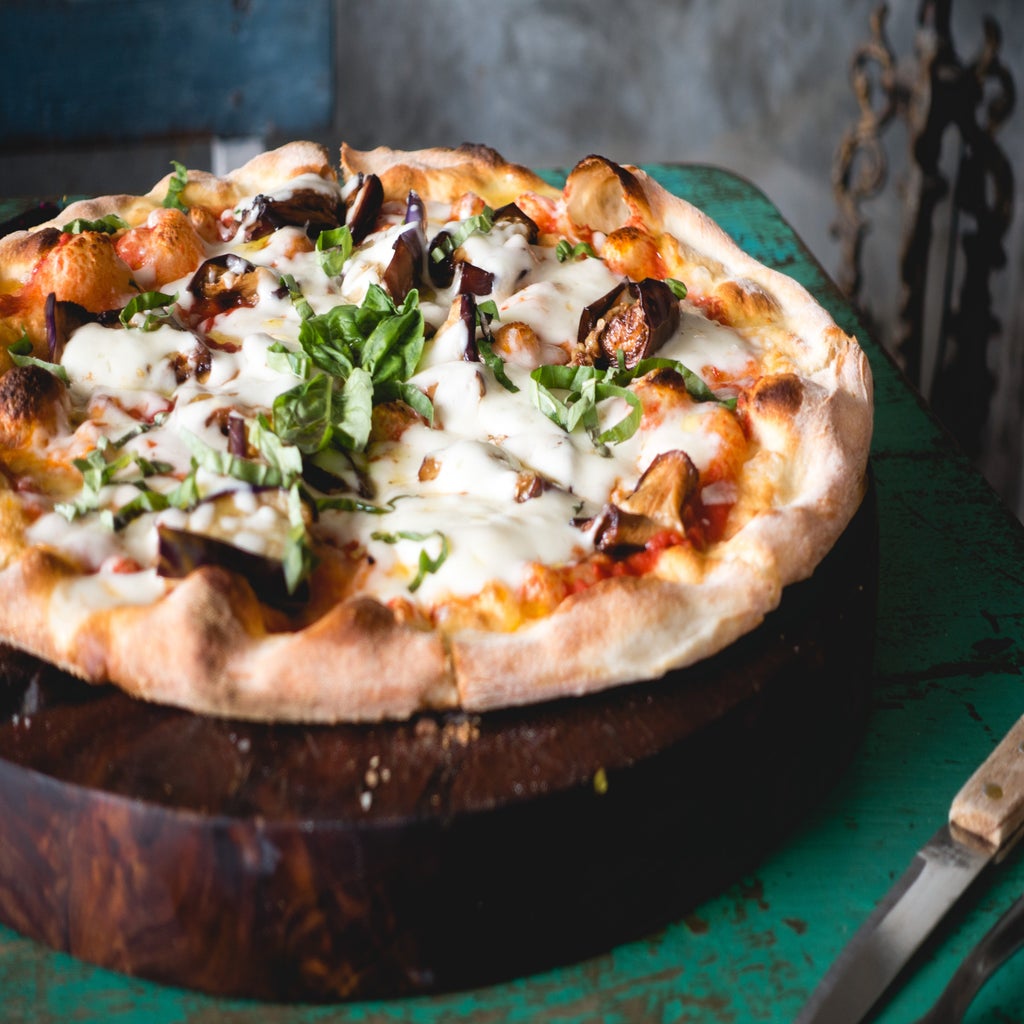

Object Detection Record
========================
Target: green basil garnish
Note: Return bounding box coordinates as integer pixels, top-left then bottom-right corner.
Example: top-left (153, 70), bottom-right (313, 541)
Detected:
top-left (529, 354), bottom-right (732, 446)
top-left (316, 225), bottom-right (353, 278)
top-left (55, 437), bottom-right (190, 525)
top-left (279, 272), bottom-right (315, 322)
top-left (62, 214), bottom-right (129, 235)
top-left (8, 335), bottom-right (69, 384)
top-left (430, 207), bottom-right (494, 263)
top-left (162, 160), bottom-right (189, 212)
top-left (282, 483), bottom-right (315, 595)
top-left (371, 529), bottom-right (450, 592)
top-left (183, 429), bottom-right (297, 489)
top-left (119, 291), bottom-right (177, 331)
top-left (555, 239), bottom-right (598, 263)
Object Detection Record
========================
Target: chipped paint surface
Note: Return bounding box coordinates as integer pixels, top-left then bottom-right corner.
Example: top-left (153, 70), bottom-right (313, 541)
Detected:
top-left (5, 164), bottom-right (1024, 1023)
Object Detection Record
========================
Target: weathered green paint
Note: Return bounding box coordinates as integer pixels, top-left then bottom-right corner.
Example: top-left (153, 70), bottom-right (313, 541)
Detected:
top-left (4, 165), bottom-right (1024, 1022)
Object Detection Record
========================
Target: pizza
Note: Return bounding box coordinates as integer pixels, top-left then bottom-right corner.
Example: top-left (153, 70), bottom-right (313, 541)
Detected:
top-left (0, 141), bottom-right (872, 722)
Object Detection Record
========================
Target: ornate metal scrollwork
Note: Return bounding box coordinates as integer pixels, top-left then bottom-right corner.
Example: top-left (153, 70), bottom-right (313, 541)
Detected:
top-left (833, 0), bottom-right (1016, 460)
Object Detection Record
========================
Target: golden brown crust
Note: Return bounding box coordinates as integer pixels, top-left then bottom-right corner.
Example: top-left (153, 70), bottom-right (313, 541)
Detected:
top-left (341, 142), bottom-right (561, 207)
top-left (0, 141), bottom-right (873, 723)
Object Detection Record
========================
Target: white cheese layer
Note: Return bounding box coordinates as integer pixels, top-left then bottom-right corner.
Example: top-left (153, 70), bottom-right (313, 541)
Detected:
top-left (38, 180), bottom-right (757, 610)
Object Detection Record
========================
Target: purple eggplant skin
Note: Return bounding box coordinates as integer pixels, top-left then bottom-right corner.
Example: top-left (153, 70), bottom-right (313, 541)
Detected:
top-left (383, 230), bottom-right (421, 304)
top-left (493, 202), bottom-right (540, 243)
top-left (427, 229), bottom-right (456, 288)
top-left (576, 278), bottom-right (680, 368)
top-left (240, 189), bottom-right (344, 243)
top-left (428, 204), bottom-right (537, 291)
top-left (45, 293), bottom-right (101, 362)
top-left (383, 191), bottom-right (429, 303)
top-left (185, 254), bottom-right (261, 326)
top-left (227, 415), bottom-right (247, 458)
top-left (459, 293), bottom-right (480, 362)
top-left (346, 173), bottom-right (384, 244)
top-left (457, 262), bottom-right (495, 297)
top-left (157, 525), bottom-right (307, 608)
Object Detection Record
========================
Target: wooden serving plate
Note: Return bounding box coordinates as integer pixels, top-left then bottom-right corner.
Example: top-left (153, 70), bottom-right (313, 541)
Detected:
top-left (0, 483), bottom-right (877, 1001)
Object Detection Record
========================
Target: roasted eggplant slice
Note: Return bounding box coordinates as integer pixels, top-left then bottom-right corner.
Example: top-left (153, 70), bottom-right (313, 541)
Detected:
top-left (592, 449), bottom-right (699, 551)
top-left (346, 173), bottom-right (384, 244)
top-left (45, 293), bottom-right (102, 362)
top-left (185, 254), bottom-right (263, 327)
top-left (239, 189), bottom-right (344, 243)
top-left (493, 202), bottom-right (540, 243)
top-left (157, 525), bottom-right (307, 608)
top-left (577, 278), bottom-right (680, 368)
top-left (383, 191), bottom-right (428, 303)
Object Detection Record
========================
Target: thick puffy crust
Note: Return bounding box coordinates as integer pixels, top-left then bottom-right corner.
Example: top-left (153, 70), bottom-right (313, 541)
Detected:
top-left (0, 141), bottom-right (337, 287)
top-left (0, 553), bottom-right (456, 723)
top-left (341, 142), bottom-right (561, 207)
top-left (453, 563), bottom-right (778, 712)
top-left (0, 143), bottom-right (873, 722)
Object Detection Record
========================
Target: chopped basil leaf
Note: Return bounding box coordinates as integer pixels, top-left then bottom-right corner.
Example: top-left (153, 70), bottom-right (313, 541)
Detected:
top-left (315, 495), bottom-right (395, 515)
top-left (183, 429), bottom-right (294, 488)
top-left (249, 415), bottom-right (304, 484)
top-left (429, 207), bottom-right (494, 263)
top-left (108, 413), bottom-right (169, 449)
top-left (665, 278), bottom-right (688, 300)
top-left (266, 341), bottom-right (312, 378)
top-left (56, 438), bottom-right (188, 524)
top-left (331, 367), bottom-right (375, 450)
top-left (279, 272), bottom-right (315, 322)
top-left (162, 160), bottom-right (189, 212)
top-left (119, 291), bottom-right (177, 331)
top-left (529, 354), bottom-right (726, 446)
top-left (315, 225), bottom-right (353, 278)
top-left (476, 332), bottom-right (519, 394)
top-left (272, 373), bottom-right (335, 454)
top-left (8, 335), bottom-right (69, 384)
top-left (282, 483), bottom-right (315, 594)
top-left (555, 239), bottom-right (598, 263)
top-left (371, 529), bottom-right (450, 592)
top-left (62, 213), bottom-right (129, 235)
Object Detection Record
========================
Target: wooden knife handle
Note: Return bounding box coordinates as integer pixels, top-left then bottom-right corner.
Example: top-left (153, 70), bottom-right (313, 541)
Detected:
top-left (950, 715), bottom-right (1024, 849)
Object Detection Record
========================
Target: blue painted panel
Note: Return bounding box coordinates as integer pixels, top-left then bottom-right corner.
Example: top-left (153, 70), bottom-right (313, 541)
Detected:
top-left (0, 0), bottom-right (333, 144)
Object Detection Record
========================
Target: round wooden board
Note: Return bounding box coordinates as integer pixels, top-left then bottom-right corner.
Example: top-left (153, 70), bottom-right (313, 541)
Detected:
top-left (0, 485), bottom-right (876, 1002)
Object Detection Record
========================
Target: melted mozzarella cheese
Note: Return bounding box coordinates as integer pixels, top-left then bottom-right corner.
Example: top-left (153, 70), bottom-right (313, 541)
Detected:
top-left (40, 175), bottom-right (759, 612)
top-left (63, 323), bottom-right (186, 397)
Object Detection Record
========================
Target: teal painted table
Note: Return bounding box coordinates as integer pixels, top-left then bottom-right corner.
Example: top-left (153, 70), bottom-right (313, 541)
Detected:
top-left (3, 166), bottom-right (1024, 1022)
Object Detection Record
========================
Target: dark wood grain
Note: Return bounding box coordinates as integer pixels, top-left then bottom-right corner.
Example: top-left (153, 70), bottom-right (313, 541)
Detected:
top-left (0, 485), bottom-right (877, 1001)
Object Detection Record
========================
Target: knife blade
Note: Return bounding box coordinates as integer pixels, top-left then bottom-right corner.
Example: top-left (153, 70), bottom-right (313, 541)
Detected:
top-left (796, 713), bottom-right (1024, 1024)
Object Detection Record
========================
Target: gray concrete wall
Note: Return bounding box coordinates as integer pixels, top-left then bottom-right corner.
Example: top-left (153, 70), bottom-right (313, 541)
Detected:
top-left (3, 0), bottom-right (1023, 509)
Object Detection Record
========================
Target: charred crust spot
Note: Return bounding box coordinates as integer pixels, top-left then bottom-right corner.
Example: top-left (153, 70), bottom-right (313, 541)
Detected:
top-left (644, 367), bottom-right (690, 391)
top-left (0, 364), bottom-right (65, 443)
top-left (751, 373), bottom-right (803, 417)
top-left (26, 227), bottom-right (63, 258)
